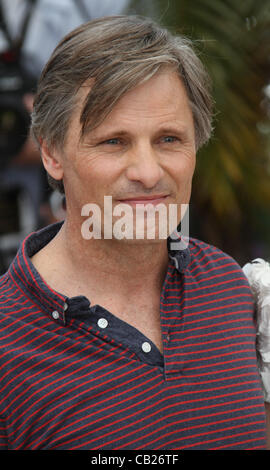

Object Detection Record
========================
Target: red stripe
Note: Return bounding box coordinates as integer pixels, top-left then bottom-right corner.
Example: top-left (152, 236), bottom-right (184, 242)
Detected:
top-left (165, 340), bottom-right (254, 357)
top-left (34, 405), bottom-right (264, 449)
top-left (164, 276), bottom-right (249, 292)
top-left (1, 332), bottom-right (92, 403)
top-left (10, 357), bottom-right (145, 440)
top-left (28, 370), bottom-right (157, 448)
top-left (164, 309), bottom-right (253, 328)
top-left (210, 436), bottom-right (266, 450)
top-left (166, 371), bottom-right (259, 387)
top-left (36, 372), bottom-right (261, 449)
top-left (129, 412), bottom-right (265, 450)
top-left (168, 349), bottom-right (255, 365)
top-left (167, 253), bottom-right (233, 277)
top-left (188, 262), bottom-right (237, 276)
top-left (14, 361), bottom-right (147, 447)
top-left (0, 305), bottom-right (38, 331)
top-left (7, 347), bottom-right (117, 420)
top-left (9, 267), bottom-right (59, 317)
top-left (0, 277), bottom-right (12, 294)
top-left (0, 319), bottom-right (60, 377)
top-left (30, 374), bottom-right (163, 449)
top-left (21, 238), bottom-right (66, 304)
top-left (165, 333), bottom-right (254, 350)
top-left (168, 361), bottom-right (258, 377)
top-left (163, 284), bottom-right (250, 301)
top-left (170, 269), bottom-right (244, 285)
top-left (52, 387), bottom-right (263, 450)
top-left (45, 378), bottom-right (261, 449)
top-left (188, 242), bottom-right (219, 259)
top-left (15, 253), bottom-right (61, 311)
top-left (17, 253), bottom-right (64, 313)
top-left (160, 293), bottom-right (251, 310)
top-left (169, 325), bottom-right (254, 342)
top-left (0, 292), bottom-right (24, 305)
top-left (169, 315), bottom-right (253, 335)
top-left (86, 395), bottom-right (264, 451)
top-left (170, 423), bottom-right (266, 450)
top-left (189, 255), bottom-right (233, 272)
top-left (0, 312), bottom-right (45, 344)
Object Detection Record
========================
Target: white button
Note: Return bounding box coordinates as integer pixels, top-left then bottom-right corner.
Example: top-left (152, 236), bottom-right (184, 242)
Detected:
top-left (142, 342), bottom-right (151, 353)
top-left (63, 302), bottom-right (68, 311)
top-left (52, 310), bottom-right (60, 320)
top-left (97, 318), bottom-right (108, 329)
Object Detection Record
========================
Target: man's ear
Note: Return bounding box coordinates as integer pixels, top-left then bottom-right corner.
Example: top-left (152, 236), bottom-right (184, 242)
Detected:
top-left (39, 139), bottom-right (64, 181)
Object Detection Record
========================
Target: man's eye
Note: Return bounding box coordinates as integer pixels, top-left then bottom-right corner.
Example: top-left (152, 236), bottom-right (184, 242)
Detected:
top-left (103, 138), bottom-right (121, 145)
top-left (162, 136), bottom-right (178, 143)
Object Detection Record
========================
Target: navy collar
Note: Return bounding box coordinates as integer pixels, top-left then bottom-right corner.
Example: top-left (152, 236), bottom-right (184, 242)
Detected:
top-left (8, 221), bottom-right (190, 323)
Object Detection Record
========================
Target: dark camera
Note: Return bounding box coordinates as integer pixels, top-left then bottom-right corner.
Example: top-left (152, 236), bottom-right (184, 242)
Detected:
top-left (0, 49), bottom-right (35, 170)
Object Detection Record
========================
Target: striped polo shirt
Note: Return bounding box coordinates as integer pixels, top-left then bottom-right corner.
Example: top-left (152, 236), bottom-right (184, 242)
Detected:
top-left (0, 222), bottom-right (266, 450)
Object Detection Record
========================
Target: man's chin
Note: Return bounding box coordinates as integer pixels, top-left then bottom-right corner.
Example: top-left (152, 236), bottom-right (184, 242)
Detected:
top-left (108, 234), bottom-right (168, 245)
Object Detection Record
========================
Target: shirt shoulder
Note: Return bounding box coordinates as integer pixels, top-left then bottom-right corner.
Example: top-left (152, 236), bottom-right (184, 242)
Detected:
top-left (0, 271), bottom-right (29, 325)
top-left (188, 236), bottom-right (243, 267)
top-left (187, 236), bottom-right (251, 289)
top-left (0, 271), bottom-right (11, 300)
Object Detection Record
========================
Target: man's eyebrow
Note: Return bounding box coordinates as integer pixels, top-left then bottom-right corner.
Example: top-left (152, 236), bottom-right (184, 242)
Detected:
top-left (85, 129), bottom-right (129, 141)
top-left (155, 125), bottom-right (189, 135)
top-left (84, 123), bottom-right (190, 141)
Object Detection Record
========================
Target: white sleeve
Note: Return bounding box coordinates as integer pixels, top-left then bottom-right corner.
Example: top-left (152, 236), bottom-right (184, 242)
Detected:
top-left (243, 259), bottom-right (270, 402)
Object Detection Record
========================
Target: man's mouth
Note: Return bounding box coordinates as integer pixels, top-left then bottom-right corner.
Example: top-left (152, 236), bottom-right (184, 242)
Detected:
top-left (117, 194), bottom-right (170, 207)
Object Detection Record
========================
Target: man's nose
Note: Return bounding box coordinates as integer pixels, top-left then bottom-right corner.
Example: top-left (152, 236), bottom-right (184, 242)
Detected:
top-left (125, 143), bottom-right (164, 188)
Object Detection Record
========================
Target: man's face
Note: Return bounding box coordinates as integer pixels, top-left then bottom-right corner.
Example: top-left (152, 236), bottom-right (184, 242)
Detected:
top-left (47, 70), bottom-right (196, 242)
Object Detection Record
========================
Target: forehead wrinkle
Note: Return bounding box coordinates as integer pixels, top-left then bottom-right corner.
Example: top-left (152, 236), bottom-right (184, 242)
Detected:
top-left (110, 94), bottom-right (188, 120)
top-left (91, 98), bottom-right (192, 133)
top-left (92, 117), bottom-right (190, 136)
top-left (98, 71), bottom-right (191, 119)
top-left (71, 71), bottom-right (194, 142)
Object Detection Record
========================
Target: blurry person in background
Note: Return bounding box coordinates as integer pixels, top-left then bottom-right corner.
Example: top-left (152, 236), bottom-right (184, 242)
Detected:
top-left (0, 16), bottom-right (268, 450)
top-left (21, 0), bottom-right (130, 77)
top-left (0, 0), bottom-right (129, 273)
top-left (0, 0), bottom-right (42, 272)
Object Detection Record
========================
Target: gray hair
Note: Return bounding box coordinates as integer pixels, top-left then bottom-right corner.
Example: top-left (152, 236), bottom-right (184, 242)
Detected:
top-left (31, 15), bottom-right (214, 193)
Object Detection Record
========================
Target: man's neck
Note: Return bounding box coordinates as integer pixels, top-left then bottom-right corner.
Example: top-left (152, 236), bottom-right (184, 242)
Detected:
top-left (31, 219), bottom-right (169, 301)
top-left (31, 219), bottom-right (169, 352)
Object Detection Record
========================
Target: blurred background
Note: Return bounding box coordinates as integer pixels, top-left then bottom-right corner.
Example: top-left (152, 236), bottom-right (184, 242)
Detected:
top-left (0, 0), bottom-right (269, 274)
